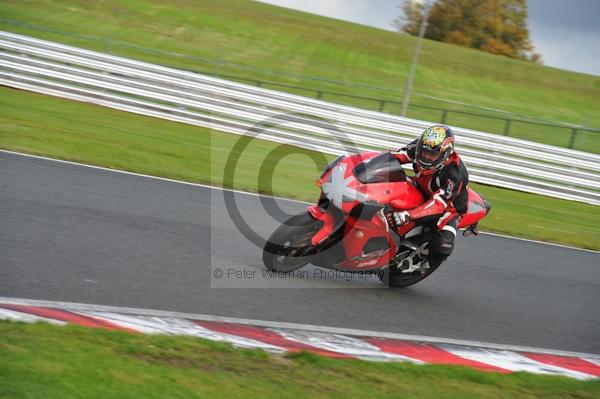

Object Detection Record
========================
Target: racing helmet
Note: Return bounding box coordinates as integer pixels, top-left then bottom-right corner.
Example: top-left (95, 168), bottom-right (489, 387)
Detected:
top-left (415, 125), bottom-right (455, 172)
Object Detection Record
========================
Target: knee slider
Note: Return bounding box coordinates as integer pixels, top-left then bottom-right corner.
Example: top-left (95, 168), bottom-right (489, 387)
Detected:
top-left (430, 237), bottom-right (454, 257)
top-left (437, 240), bottom-right (454, 257)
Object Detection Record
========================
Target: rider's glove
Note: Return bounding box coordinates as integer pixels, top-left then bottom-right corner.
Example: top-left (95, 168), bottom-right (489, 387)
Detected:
top-left (387, 210), bottom-right (411, 229)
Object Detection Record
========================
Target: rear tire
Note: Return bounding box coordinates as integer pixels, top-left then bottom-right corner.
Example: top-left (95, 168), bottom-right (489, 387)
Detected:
top-left (379, 258), bottom-right (444, 288)
top-left (262, 212), bottom-right (320, 273)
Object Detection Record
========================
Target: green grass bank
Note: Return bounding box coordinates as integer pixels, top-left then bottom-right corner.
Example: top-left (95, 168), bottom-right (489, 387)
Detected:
top-left (1, 0), bottom-right (599, 152)
top-left (2, 321), bottom-right (599, 399)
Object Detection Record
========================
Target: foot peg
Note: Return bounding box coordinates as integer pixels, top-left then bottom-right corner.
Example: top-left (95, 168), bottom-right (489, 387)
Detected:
top-left (463, 223), bottom-right (479, 236)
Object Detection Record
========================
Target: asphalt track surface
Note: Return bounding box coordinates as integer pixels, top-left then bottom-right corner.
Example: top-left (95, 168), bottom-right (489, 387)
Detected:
top-left (1, 151), bottom-right (599, 353)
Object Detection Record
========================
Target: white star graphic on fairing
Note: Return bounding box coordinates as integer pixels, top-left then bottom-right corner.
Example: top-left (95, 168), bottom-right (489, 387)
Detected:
top-left (322, 163), bottom-right (368, 208)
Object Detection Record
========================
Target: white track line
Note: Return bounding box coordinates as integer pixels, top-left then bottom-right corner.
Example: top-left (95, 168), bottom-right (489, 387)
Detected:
top-left (1, 149), bottom-right (597, 253)
top-left (1, 296), bottom-right (598, 359)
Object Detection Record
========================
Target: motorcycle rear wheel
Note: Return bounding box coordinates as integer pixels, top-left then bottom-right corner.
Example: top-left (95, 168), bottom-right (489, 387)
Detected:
top-left (262, 212), bottom-right (320, 273)
top-left (379, 258), bottom-right (444, 288)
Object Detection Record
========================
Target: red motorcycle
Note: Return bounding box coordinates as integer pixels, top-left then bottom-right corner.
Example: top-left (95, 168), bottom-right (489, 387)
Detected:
top-left (263, 151), bottom-right (491, 287)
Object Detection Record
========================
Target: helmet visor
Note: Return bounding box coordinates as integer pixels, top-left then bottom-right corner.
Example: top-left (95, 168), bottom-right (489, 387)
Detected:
top-left (418, 147), bottom-right (442, 168)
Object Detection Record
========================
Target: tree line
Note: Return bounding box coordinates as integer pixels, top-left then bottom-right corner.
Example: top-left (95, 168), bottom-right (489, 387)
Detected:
top-left (395, 0), bottom-right (540, 62)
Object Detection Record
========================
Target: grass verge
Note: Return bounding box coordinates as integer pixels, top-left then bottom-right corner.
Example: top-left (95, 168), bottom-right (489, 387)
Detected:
top-left (1, 86), bottom-right (599, 250)
top-left (0, 0), bottom-right (599, 152)
top-left (1, 321), bottom-right (599, 399)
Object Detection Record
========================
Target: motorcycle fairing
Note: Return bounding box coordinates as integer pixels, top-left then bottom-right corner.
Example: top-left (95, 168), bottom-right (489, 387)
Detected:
top-left (338, 212), bottom-right (396, 269)
top-left (308, 205), bottom-right (340, 245)
top-left (306, 151), bottom-right (490, 271)
top-left (457, 188), bottom-right (491, 228)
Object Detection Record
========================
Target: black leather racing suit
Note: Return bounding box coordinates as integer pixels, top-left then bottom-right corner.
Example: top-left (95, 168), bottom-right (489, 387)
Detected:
top-left (393, 139), bottom-right (469, 262)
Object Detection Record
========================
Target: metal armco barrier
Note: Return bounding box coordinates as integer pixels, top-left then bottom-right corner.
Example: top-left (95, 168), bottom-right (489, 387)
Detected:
top-left (1, 31), bottom-right (599, 205)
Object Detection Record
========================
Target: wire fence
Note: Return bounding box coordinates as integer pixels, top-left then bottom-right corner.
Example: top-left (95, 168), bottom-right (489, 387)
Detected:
top-left (214, 73), bottom-right (599, 151)
top-left (1, 18), bottom-right (599, 152)
top-left (2, 30), bottom-right (599, 205)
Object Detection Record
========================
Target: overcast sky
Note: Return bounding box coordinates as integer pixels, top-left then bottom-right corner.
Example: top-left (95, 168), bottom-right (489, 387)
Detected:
top-left (258, 0), bottom-right (600, 76)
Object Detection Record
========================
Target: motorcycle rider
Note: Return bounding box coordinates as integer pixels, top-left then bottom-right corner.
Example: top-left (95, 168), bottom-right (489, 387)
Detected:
top-left (388, 125), bottom-right (469, 267)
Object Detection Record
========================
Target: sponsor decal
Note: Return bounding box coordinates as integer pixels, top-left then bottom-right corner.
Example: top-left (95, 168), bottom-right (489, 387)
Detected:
top-left (445, 180), bottom-right (455, 199)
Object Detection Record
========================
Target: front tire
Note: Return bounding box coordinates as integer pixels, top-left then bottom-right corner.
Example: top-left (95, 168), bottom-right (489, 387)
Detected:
top-left (262, 212), bottom-right (320, 272)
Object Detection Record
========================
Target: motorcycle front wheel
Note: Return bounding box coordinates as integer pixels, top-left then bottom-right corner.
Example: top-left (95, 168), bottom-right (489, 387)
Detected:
top-left (262, 212), bottom-right (320, 273)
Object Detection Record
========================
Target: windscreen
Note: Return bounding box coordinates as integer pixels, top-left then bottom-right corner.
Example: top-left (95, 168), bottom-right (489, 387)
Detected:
top-left (353, 152), bottom-right (406, 184)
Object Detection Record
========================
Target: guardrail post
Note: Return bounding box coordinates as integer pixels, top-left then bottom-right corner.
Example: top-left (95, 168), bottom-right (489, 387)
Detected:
top-left (378, 100), bottom-right (385, 112)
top-left (503, 119), bottom-right (512, 136)
top-left (441, 110), bottom-right (448, 124)
top-left (256, 81), bottom-right (262, 87)
top-left (316, 91), bottom-right (323, 99)
top-left (568, 128), bottom-right (578, 149)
